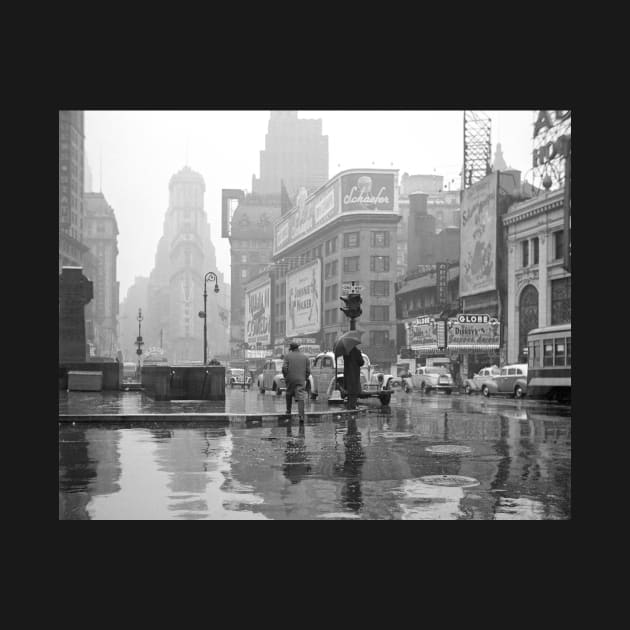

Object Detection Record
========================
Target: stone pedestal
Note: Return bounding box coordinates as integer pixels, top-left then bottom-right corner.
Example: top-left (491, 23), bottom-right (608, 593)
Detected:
top-left (59, 267), bottom-right (93, 362)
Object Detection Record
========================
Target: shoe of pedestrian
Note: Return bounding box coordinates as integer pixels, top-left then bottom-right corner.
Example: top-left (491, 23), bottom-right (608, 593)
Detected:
top-left (299, 416), bottom-right (305, 423)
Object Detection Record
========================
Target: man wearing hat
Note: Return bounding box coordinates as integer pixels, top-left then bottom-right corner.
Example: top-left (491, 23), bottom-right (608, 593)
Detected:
top-left (282, 342), bottom-right (311, 422)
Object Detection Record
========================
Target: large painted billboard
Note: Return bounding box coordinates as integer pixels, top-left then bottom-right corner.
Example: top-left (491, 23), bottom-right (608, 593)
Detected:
top-left (274, 182), bottom-right (338, 254)
top-left (459, 172), bottom-right (498, 297)
top-left (406, 316), bottom-right (439, 351)
top-left (286, 259), bottom-right (321, 338)
top-left (245, 281), bottom-right (271, 346)
top-left (341, 172), bottom-right (395, 212)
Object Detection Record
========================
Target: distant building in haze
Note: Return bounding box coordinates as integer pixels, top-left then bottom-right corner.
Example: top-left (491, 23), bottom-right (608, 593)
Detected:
top-left (83, 192), bottom-right (119, 358)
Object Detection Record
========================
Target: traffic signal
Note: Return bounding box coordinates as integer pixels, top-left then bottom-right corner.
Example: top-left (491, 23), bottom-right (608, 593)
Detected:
top-left (340, 293), bottom-right (362, 319)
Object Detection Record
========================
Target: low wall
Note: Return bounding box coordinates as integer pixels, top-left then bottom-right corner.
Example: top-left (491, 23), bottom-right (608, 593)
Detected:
top-left (142, 365), bottom-right (225, 401)
top-left (59, 361), bottom-right (121, 391)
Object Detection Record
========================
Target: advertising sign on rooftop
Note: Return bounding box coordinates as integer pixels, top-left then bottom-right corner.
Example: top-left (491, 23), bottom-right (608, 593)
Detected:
top-left (341, 172), bottom-right (395, 213)
top-left (459, 172), bottom-right (498, 298)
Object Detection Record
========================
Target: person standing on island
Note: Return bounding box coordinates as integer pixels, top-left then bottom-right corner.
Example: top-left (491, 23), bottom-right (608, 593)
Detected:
top-left (282, 342), bottom-right (311, 422)
top-left (344, 346), bottom-right (364, 410)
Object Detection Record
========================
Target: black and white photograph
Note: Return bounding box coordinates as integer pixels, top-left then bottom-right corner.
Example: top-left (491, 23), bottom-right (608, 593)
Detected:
top-left (58, 109), bottom-right (571, 520)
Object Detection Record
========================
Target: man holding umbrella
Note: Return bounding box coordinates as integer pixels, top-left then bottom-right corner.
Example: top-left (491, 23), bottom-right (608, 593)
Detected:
top-left (334, 330), bottom-right (364, 410)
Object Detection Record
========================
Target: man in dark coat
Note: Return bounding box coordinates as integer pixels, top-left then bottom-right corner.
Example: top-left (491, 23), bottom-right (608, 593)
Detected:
top-left (344, 346), bottom-right (364, 410)
top-left (282, 342), bottom-right (311, 422)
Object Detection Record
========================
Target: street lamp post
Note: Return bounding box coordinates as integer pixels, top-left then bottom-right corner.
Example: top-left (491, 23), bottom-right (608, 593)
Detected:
top-left (135, 308), bottom-right (144, 380)
top-left (199, 271), bottom-right (219, 365)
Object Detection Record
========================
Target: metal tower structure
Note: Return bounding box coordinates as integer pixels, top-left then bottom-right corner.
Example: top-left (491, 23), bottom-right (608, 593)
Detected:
top-left (462, 111), bottom-right (492, 189)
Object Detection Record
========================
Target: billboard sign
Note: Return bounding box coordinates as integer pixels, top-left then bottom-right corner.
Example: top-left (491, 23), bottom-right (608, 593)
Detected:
top-left (341, 172), bottom-right (395, 212)
top-left (459, 172), bottom-right (498, 297)
top-left (274, 183), bottom-right (338, 254)
top-left (406, 316), bottom-right (439, 351)
top-left (286, 259), bottom-right (321, 338)
top-left (245, 281), bottom-right (271, 346)
top-left (446, 314), bottom-right (500, 349)
top-left (436, 262), bottom-right (448, 306)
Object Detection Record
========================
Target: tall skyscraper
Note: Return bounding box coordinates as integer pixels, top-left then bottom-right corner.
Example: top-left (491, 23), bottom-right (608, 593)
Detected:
top-left (145, 166), bottom-right (228, 363)
top-left (251, 111), bottom-right (329, 197)
top-left (83, 192), bottom-right (119, 357)
top-left (59, 110), bottom-right (88, 270)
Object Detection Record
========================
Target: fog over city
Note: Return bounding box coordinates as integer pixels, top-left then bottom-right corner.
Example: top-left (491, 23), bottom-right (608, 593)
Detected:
top-left (83, 110), bottom-right (536, 299)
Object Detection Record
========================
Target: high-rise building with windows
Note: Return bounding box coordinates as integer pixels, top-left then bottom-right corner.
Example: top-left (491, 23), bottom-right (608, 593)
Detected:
top-left (83, 192), bottom-right (119, 358)
top-left (251, 111), bottom-right (328, 198)
top-left (59, 110), bottom-right (88, 270)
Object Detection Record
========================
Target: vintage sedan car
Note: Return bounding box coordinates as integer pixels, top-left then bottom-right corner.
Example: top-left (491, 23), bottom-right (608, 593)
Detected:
top-left (257, 358), bottom-right (287, 395)
top-left (464, 365), bottom-right (501, 395)
top-left (226, 368), bottom-right (252, 389)
top-left (308, 351), bottom-right (393, 405)
top-left (404, 366), bottom-right (454, 394)
top-left (480, 364), bottom-right (528, 398)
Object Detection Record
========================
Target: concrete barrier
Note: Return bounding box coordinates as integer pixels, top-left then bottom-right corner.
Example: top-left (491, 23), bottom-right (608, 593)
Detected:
top-left (142, 365), bottom-right (226, 401)
top-left (59, 361), bottom-right (121, 391)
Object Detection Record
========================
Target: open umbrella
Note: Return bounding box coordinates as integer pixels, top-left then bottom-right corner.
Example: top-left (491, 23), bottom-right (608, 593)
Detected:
top-left (333, 330), bottom-right (364, 357)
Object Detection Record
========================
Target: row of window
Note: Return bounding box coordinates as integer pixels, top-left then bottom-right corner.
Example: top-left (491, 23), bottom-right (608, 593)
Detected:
top-left (342, 231), bottom-right (390, 249)
top-left (520, 230), bottom-right (566, 268)
top-left (326, 256), bottom-right (391, 275)
top-left (528, 336), bottom-right (571, 368)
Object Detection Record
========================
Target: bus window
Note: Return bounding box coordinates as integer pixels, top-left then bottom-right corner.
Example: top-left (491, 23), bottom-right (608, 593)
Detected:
top-left (543, 342), bottom-right (554, 367)
top-left (566, 338), bottom-right (571, 366)
top-left (532, 340), bottom-right (540, 368)
top-left (554, 338), bottom-right (566, 366)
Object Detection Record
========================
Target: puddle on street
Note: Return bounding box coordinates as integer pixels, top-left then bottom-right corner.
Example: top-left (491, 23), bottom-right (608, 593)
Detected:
top-left (59, 400), bottom-right (571, 520)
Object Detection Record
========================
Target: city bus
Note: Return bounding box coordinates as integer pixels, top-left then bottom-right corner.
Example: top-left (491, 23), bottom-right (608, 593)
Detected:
top-left (526, 323), bottom-right (571, 402)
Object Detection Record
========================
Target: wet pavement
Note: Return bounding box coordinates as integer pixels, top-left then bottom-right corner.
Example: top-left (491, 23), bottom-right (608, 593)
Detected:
top-left (59, 389), bottom-right (571, 519)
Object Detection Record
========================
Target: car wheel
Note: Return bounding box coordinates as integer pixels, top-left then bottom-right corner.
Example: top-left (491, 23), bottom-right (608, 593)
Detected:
top-left (230, 382), bottom-right (234, 389)
top-left (274, 384), bottom-right (282, 396)
top-left (514, 385), bottom-right (524, 399)
top-left (259, 387), bottom-right (265, 394)
top-left (465, 384), bottom-right (472, 395)
top-left (379, 393), bottom-right (391, 406)
top-left (404, 383), bottom-right (411, 394)
top-left (420, 382), bottom-right (426, 394)
top-left (482, 385), bottom-right (490, 397)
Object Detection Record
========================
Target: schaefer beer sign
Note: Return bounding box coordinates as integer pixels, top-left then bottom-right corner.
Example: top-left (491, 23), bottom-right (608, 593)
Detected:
top-left (341, 172), bottom-right (395, 212)
top-left (245, 281), bottom-right (271, 345)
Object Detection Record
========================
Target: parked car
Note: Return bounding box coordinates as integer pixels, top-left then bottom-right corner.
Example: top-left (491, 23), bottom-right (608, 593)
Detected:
top-left (308, 351), bottom-right (393, 405)
top-left (257, 358), bottom-right (287, 395)
top-left (480, 364), bottom-right (528, 398)
top-left (122, 362), bottom-right (137, 381)
top-left (464, 365), bottom-right (501, 395)
top-left (404, 366), bottom-right (454, 394)
top-left (226, 368), bottom-right (252, 389)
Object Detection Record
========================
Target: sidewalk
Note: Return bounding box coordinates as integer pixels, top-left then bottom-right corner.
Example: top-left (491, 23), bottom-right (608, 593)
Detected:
top-left (58, 389), bottom-right (367, 422)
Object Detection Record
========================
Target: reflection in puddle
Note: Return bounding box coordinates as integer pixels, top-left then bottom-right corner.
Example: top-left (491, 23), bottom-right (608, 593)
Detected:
top-left (60, 399), bottom-right (571, 520)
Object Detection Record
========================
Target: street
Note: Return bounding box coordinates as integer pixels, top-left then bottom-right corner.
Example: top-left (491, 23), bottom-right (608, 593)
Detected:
top-left (59, 389), bottom-right (571, 519)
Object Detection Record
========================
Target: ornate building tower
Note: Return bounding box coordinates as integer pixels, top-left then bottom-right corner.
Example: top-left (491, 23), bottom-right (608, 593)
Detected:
top-left (146, 166), bottom-right (228, 363)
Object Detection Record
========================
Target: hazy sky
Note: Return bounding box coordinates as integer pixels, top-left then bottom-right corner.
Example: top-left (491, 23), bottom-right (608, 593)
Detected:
top-left (83, 110), bottom-right (537, 300)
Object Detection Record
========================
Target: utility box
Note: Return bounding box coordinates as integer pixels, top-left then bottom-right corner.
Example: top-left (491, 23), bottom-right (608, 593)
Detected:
top-left (68, 371), bottom-right (103, 391)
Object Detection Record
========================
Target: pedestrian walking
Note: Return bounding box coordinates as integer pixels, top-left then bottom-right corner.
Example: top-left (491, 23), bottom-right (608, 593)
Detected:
top-left (344, 346), bottom-right (364, 410)
top-left (282, 342), bottom-right (311, 422)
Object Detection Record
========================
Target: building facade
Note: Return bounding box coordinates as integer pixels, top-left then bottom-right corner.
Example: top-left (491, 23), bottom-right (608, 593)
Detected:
top-left (268, 168), bottom-right (401, 366)
top-left (83, 192), bottom-right (120, 358)
top-left (59, 110), bottom-right (88, 270)
top-left (251, 111), bottom-right (328, 197)
top-left (144, 166), bottom-right (228, 363)
top-left (503, 188), bottom-right (571, 364)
